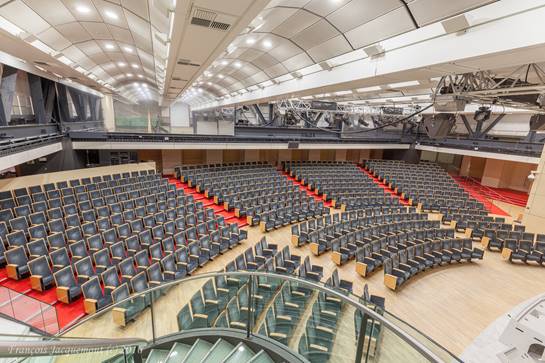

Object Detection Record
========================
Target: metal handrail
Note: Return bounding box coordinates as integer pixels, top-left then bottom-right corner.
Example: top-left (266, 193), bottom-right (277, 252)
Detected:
top-left (61, 270), bottom-right (456, 363)
top-left (458, 175), bottom-right (527, 206)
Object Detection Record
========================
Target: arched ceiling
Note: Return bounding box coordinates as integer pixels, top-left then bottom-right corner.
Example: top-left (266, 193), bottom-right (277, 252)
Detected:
top-left (0, 0), bottom-right (174, 102)
top-left (182, 0), bottom-right (497, 105)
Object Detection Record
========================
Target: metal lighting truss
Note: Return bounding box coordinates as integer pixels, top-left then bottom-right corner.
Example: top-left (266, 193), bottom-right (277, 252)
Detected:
top-left (436, 63), bottom-right (545, 110)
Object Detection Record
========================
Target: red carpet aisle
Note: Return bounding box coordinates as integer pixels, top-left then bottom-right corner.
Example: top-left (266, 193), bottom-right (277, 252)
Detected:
top-left (280, 171), bottom-right (333, 208)
top-left (358, 166), bottom-right (409, 206)
top-left (450, 176), bottom-right (510, 216)
top-left (452, 176), bottom-right (527, 208)
top-left (167, 176), bottom-right (248, 227)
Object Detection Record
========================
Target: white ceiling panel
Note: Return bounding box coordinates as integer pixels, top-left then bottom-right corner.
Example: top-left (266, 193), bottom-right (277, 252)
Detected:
top-left (271, 10), bottom-right (319, 39)
top-left (55, 22), bottom-right (92, 43)
top-left (303, 0), bottom-right (351, 17)
top-left (409, 0), bottom-right (496, 26)
top-left (24, 0), bottom-right (76, 25)
top-left (327, 0), bottom-right (403, 33)
top-left (345, 7), bottom-right (415, 49)
top-left (62, 0), bottom-right (102, 22)
top-left (81, 22), bottom-right (112, 39)
top-left (108, 24), bottom-right (134, 43)
top-left (282, 52), bottom-right (313, 72)
top-left (121, 0), bottom-right (149, 21)
top-left (0, 1), bottom-right (50, 34)
top-left (264, 63), bottom-right (288, 78)
top-left (36, 27), bottom-right (72, 51)
top-left (291, 19), bottom-right (338, 50)
top-left (307, 34), bottom-right (352, 63)
top-left (268, 42), bottom-right (303, 62)
top-left (252, 53), bottom-right (281, 69)
top-left (257, 7), bottom-right (299, 33)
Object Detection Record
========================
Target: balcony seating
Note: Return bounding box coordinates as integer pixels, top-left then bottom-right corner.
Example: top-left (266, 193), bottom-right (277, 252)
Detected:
top-left (28, 255), bottom-right (54, 291)
top-left (82, 277), bottom-right (112, 314)
top-left (54, 266), bottom-right (81, 303)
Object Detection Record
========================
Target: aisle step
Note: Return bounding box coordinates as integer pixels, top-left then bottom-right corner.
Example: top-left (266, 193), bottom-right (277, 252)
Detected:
top-left (164, 342), bottom-right (191, 363)
top-left (181, 339), bottom-right (213, 362)
top-left (221, 342), bottom-right (254, 363)
top-left (201, 338), bottom-right (235, 363)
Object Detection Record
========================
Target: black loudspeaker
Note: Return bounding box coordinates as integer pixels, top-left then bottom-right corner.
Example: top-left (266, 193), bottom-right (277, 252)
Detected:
top-left (530, 114), bottom-right (545, 131)
top-left (423, 113), bottom-right (456, 139)
top-left (287, 142), bottom-right (299, 149)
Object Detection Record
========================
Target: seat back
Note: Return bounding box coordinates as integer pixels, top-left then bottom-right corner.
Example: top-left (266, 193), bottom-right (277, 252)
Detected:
top-left (54, 266), bottom-right (76, 288)
top-left (82, 277), bottom-right (104, 300)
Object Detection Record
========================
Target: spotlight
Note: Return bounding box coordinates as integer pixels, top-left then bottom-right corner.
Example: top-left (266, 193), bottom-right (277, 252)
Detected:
top-left (474, 106), bottom-right (491, 122)
top-left (357, 115), bottom-right (369, 127)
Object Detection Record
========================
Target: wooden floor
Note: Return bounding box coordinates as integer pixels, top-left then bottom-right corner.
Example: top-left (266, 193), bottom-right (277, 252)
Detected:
top-left (64, 211), bottom-right (545, 359)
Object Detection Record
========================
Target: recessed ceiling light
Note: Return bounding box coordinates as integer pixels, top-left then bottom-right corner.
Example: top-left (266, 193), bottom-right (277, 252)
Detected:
top-left (221, 60), bottom-right (228, 66)
top-left (207, 82), bottom-right (212, 86)
top-left (117, 62), bottom-right (126, 67)
top-left (126, 73), bottom-right (133, 77)
top-left (218, 74), bottom-right (224, 79)
top-left (262, 40), bottom-right (272, 48)
top-left (131, 64), bottom-right (139, 69)
top-left (76, 5), bottom-right (91, 14)
top-left (104, 10), bottom-right (119, 20)
top-left (137, 74), bottom-right (143, 78)
top-left (105, 43), bottom-right (115, 50)
top-left (124, 47), bottom-right (133, 53)
top-left (234, 62), bottom-right (241, 68)
top-left (245, 38), bottom-right (255, 45)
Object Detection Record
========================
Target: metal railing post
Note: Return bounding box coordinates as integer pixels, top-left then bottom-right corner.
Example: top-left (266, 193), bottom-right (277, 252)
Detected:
top-left (246, 275), bottom-right (253, 338)
top-left (150, 293), bottom-right (157, 344)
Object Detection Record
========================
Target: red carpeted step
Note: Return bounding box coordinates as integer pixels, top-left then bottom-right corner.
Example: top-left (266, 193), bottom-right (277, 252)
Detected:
top-left (280, 171), bottom-right (333, 207)
top-left (451, 176), bottom-right (510, 216)
top-left (358, 166), bottom-right (409, 206)
top-left (56, 297), bottom-right (85, 330)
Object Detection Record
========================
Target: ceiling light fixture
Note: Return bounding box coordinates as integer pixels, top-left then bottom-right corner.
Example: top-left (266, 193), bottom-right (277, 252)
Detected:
top-left (124, 46), bottom-right (133, 53)
top-left (137, 74), bottom-right (144, 78)
top-left (126, 73), bottom-right (133, 77)
top-left (262, 40), bottom-right (272, 48)
top-left (117, 62), bottom-right (126, 67)
top-left (245, 38), bottom-right (255, 45)
top-left (218, 74), bottom-right (224, 79)
top-left (234, 62), bottom-right (242, 68)
top-left (221, 60), bottom-right (228, 66)
top-left (76, 5), bottom-right (91, 14)
top-left (131, 64), bottom-right (139, 69)
top-left (104, 10), bottom-right (119, 20)
top-left (105, 43), bottom-right (115, 50)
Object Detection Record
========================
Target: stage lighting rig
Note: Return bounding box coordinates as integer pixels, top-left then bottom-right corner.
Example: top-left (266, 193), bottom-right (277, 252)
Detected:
top-left (474, 106), bottom-right (491, 122)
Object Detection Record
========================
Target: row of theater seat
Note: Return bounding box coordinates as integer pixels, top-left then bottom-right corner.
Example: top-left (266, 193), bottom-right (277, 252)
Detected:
top-left (177, 162), bottom-right (320, 232)
top-left (0, 170), bottom-right (249, 319)
top-left (364, 160), bottom-right (485, 213)
top-left (282, 161), bottom-right (400, 211)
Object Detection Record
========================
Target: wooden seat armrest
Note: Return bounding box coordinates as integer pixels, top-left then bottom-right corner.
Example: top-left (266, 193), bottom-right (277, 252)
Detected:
top-left (56, 286), bottom-right (71, 304)
top-left (84, 299), bottom-right (98, 314)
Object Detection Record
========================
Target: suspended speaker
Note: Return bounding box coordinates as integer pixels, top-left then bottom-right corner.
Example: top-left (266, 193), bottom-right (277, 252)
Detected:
top-left (423, 113), bottom-right (456, 139)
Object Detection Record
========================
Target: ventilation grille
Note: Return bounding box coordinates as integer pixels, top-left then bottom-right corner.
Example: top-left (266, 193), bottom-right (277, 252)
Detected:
top-left (176, 59), bottom-right (199, 67)
top-left (190, 6), bottom-right (232, 32)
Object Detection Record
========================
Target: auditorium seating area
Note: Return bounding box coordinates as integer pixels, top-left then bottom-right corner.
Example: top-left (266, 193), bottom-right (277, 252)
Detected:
top-left (283, 161), bottom-right (401, 211)
top-left (0, 169), bottom-right (248, 328)
top-left (176, 162), bottom-right (328, 232)
top-left (364, 160), bottom-right (485, 214)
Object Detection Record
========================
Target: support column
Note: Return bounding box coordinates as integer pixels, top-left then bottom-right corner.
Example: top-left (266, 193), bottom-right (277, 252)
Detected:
top-left (523, 145), bottom-right (545, 233)
top-left (0, 65), bottom-right (17, 126)
top-left (101, 94), bottom-right (115, 131)
top-left (28, 74), bottom-right (46, 124)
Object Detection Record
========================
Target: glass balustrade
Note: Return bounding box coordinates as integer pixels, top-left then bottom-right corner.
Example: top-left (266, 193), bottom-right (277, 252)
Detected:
top-left (54, 271), bottom-right (459, 363)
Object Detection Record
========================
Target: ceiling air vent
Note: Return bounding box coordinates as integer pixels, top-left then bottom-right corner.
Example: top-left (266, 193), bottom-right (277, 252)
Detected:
top-left (190, 6), bottom-right (233, 32)
top-left (34, 61), bottom-right (49, 66)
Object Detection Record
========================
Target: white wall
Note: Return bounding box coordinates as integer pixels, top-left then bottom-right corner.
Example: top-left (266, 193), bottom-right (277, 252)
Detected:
top-left (170, 101), bottom-right (191, 127)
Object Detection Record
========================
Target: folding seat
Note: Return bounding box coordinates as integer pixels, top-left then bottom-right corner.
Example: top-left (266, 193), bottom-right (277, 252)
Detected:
top-left (400, 248), bottom-right (421, 275)
top-left (129, 250), bottom-right (148, 274)
top-left (143, 215), bottom-right (156, 229)
top-left (502, 239), bottom-right (526, 263)
top-left (161, 221), bottom-right (175, 239)
top-left (7, 230), bottom-right (27, 249)
top-left (130, 272), bottom-right (156, 304)
top-left (527, 241), bottom-right (545, 265)
top-left (158, 253), bottom-right (184, 281)
top-left (138, 230), bottom-right (153, 250)
top-left (195, 223), bottom-right (208, 239)
top-left (122, 209), bottom-right (136, 223)
top-left (9, 216), bottom-right (29, 233)
top-left (175, 245), bottom-right (197, 275)
top-left (5, 246), bottom-right (30, 280)
top-left (514, 224), bottom-right (526, 232)
top-left (63, 214), bottom-right (80, 229)
top-left (110, 240), bottom-right (127, 265)
top-left (86, 234), bottom-right (104, 254)
top-left (27, 224), bottom-right (47, 241)
top-left (200, 235), bottom-right (218, 260)
top-left (129, 219), bottom-right (144, 235)
top-left (93, 248), bottom-right (114, 274)
top-left (49, 247), bottom-right (71, 272)
top-left (26, 255), bottom-right (54, 292)
top-left (186, 213), bottom-right (197, 227)
top-left (301, 256), bottom-right (323, 282)
top-left (383, 257), bottom-right (406, 291)
top-left (54, 266), bottom-right (82, 304)
top-left (119, 257), bottom-right (137, 284)
top-left (26, 238), bottom-right (48, 261)
top-left (81, 221), bottom-right (98, 238)
top-left (146, 242), bottom-right (162, 264)
top-left (74, 256), bottom-right (99, 284)
top-left (413, 243), bottom-right (434, 269)
top-left (189, 241), bottom-right (208, 267)
top-left (186, 227), bottom-right (198, 245)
